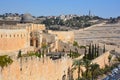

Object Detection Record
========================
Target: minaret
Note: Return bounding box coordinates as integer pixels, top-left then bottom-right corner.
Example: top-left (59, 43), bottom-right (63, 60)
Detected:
top-left (89, 10), bottom-right (91, 17)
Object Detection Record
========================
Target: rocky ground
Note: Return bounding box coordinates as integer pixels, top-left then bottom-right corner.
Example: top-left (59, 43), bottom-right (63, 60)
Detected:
top-left (74, 23), bottom-right (120, 53)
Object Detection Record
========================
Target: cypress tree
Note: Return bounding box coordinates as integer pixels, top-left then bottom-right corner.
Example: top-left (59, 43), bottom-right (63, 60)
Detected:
top-left (18, 50), bottom-right (22, 58)
top-left (88, 44), bottom-right (90, 59)
top-left (92, 44), bottom-right (94, 59)
top-left (70, 49), bottom-right (72, 58)
top-left (84, 47), bottom-right (87, 59)
top-left (95, 44), bottom-right (97, 57)
top-left (103, 44), bottom-right (106, 53)
top-left (88, 43), bottom-right (92, 60)
top-left (96, 45), bottom-right (99, 57)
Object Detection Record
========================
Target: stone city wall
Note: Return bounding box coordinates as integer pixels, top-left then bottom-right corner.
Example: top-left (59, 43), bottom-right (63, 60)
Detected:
top-left (0, 23), bottom-right (46, 54)
top-left (48, 30), bottom-right (74, 44)
top-left (0, 51), bottom-right (110, 80)
top-left (24, 23), bottom-right (46, 32)
top-left (0, 56), bottom-right (72, 80)
top-left (92, 51), bottom-right (110, 68)
top-left (0, 29), bottom-right (28, 54)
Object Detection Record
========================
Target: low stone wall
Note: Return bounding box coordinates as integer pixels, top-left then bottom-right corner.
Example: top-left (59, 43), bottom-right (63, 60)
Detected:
top-left (92, 51), bottom-right (110, 68)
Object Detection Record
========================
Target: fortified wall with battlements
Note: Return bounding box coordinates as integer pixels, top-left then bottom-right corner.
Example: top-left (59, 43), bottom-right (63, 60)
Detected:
top-left (0, 51), bottom-right (110, 80)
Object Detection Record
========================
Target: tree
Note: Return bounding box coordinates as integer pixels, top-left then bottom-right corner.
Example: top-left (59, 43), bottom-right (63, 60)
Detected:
top-left (17, 50), bottom-right (22, 58)
top-left (73, 41), bottom-right (79, 47)
top-left (91, 44), bottom-right (94, 59)
top-left (90, 63), bottom-right (100, 80)
top-left (83, 59), bottom-right (91, 79)
top-left (103, 44), bottom-right (106, 53)
top-left (96, 45), bottom-right (99, 57)
top-left (72, 59), bottom-right (83, 79)
top-left (94, 44), bottom-right (97, 57)
top-left (70, 49), bottom-right (72, 58)
top-left (88, 44), bottom-right (92, 60)
top-left (84, 47), bottom-right (87, 59)
top-left (108, 55), bottom-right (112, 65)
top-left (0, 55), bottom-right (13, 71)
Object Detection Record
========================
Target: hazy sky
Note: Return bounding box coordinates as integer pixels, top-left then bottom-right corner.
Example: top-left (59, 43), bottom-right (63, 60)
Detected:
top-left (0, 0), bottom-right (120, 18)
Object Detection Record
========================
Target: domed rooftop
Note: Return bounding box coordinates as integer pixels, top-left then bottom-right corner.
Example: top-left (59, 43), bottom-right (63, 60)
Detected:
top-left (21, 13), bottom-right (34, 23)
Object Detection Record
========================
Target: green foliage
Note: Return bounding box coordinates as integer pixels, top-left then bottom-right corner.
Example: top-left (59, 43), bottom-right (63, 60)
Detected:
top-left (83, 44), bottom-right (100, 60)
top-left (68, 51), bottom-right (81, 59)
top-left (22, 52), bottom-right (42, 58)
top-left (42, 15), bottom-right (95, 29)
top-left (72, 59), bottom-right (84, 79)
top-left (73, 41), bottom-right (79, 47)
top-left (108, 54), bottom-right (112, 63)
top-left (17, 50), bottom-right (22, 58)
top-left (81, 62), bottom-right (100, 80)
top-left (103, 44), bottom-right (106, 53)
top-left (0, 55), bottom-right (13, 69)
top-left (83, 59), bottom-right (91, 79)
top-left (90, 63), bottom-right (100, 79)
top-left (41, 43), bottom-right (47, 49)
top-left (79, 46), bottom-right (86, 49)
top-left (82, 70), bottom-right (92, 79)
top-left (35, 52), bottom-right (42, 58)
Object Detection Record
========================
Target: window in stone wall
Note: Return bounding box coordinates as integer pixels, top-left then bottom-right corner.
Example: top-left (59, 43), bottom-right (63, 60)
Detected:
top-left (24, 34), bottom-right (26, 37)
top-left (1, 35), bottom-right (2, 38)
top-left (30, 39), bottom-right (33, 46)
top-left (14, 34), bottom-right (15, 37)
top-left (10, 35), bottom-right (11, 37)
top-left (21, 34), bottom-right (22, 38)
top-left (17, 34), bottom-right (19, 37)
top-left (6, 34), bottom-right (7, 37)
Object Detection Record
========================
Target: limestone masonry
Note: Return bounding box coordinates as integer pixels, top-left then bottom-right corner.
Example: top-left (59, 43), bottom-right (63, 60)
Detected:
top-left (0, 23), bottom-right (74, 55)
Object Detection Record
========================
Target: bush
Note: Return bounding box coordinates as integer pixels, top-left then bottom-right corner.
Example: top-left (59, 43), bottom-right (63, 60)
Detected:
top-left (0, 55), bottom-right (13, 69)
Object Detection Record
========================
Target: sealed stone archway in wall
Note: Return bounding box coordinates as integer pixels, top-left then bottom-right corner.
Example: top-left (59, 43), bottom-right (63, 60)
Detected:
top-left (30, 38), bottom-right (39, 48)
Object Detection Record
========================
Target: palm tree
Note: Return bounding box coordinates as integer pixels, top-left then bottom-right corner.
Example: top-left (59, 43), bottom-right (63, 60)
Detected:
top-left (72, 59), bottom-right (83, 80)
top-left (83, 59), bottom-right (91, 79)
top-left (90, 63), bottom-right (100, 80)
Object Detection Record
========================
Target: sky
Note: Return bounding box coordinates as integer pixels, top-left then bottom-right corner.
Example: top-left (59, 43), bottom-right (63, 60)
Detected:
top-left (0, 0), bottom-right (120, 18)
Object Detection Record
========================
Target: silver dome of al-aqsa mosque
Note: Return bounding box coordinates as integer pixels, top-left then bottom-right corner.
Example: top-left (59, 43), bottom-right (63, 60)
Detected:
top-left (21, 13), bottom-right (34, 23)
